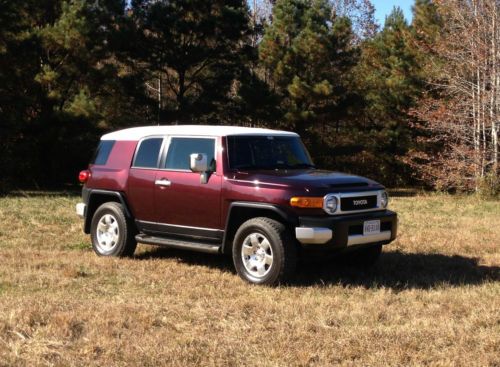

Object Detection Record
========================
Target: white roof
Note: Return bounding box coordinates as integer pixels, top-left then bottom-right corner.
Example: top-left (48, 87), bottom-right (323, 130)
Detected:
top-left (101, 125), bottom-right (298, 141)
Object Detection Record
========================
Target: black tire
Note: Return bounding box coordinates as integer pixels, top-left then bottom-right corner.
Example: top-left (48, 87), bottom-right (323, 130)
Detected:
top-left (90, 202), bottom-right (137, 257)
top-left (344, 244), bottom-right (383, 268)
top-left (232, 217), bottom-right (297, 286)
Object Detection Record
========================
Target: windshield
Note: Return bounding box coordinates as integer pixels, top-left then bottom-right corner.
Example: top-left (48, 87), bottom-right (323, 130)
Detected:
top-left (227, 135), bottom-right (315, 170)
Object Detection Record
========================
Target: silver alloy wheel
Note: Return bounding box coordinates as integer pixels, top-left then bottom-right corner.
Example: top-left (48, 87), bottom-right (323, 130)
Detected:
top-left (96, 214), bottom-right (120, 253)
top-left (241, 232), bottom-right (274, 278)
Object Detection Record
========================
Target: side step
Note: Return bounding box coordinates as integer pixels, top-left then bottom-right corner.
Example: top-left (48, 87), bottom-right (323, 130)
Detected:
top-left (135, 234), bottom-right (222, 254)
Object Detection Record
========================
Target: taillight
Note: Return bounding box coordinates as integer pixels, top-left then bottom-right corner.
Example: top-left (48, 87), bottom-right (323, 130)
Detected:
top-left (79, 170), bottom-right (91, 183)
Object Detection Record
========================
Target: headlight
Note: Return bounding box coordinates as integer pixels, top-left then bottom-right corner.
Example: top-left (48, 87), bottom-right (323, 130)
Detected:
top-left (380, 191), bottom-right (389, 208)
top-left (323, 195), bottom-right (338, 214)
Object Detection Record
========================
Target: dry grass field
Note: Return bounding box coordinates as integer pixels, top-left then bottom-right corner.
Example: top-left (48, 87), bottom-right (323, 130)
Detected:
top-left (0, 192), bottom-right (498, 366)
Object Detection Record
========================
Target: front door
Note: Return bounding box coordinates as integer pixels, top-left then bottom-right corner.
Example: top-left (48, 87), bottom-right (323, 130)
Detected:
top-left (154, 136), bottom-right (222, 240)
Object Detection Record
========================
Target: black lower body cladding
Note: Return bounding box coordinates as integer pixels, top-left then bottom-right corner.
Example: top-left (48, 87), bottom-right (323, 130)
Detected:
top-left (298, 210), bottom-right (398, 249)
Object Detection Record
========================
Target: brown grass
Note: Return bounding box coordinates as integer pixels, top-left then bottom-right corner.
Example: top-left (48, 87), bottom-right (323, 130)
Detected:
top-left (0, 192), bottom-right (498, 366)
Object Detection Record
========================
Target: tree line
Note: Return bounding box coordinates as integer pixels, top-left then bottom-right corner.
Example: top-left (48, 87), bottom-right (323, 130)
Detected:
top-left (0, 0), bottom-right (498, 195)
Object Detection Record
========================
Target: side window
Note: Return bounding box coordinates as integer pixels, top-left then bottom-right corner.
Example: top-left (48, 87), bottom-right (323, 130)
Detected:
top-left (133, 137), bottom-right (163, 168)
top-left (164, 137), bottom-right (215, 171)
top-left (92, 140), bottom-right (115, 165)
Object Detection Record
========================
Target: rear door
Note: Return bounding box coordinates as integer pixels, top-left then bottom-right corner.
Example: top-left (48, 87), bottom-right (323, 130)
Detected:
top-left (127, 137), bottom-right (165, 222)
top-left (154, 136), bottom-right (223, 240)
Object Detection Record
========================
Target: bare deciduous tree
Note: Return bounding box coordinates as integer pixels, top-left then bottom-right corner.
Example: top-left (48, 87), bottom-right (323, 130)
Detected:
top-left (409, 0), bottom-right (499, 192)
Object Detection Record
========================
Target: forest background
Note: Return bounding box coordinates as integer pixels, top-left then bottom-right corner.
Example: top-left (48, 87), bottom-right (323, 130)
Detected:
top-left (1, 0), bottom-right (498, 195)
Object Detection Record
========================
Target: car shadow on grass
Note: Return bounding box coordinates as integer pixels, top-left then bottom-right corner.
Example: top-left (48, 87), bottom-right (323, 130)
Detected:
top-left (135, 246), bottom-right (499, 290)
top-left (294, 250), bottom-right (499, 290)
top-left (134, 246), bottom-right (235, 274)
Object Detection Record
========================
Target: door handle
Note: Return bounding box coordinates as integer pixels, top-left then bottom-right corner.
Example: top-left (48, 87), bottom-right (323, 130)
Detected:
top-left (155, 179), bottom-right (171, 187)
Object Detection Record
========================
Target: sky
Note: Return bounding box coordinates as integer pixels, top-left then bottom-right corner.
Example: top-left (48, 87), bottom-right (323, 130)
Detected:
top-left (372, 0), bottom-right (414, 25)
top-left (127, 1), bottom-right (415, 27)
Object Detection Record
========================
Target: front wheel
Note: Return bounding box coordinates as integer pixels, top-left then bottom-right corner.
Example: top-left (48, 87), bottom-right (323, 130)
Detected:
top-left (90, 202), bottom-right (137, 257)
top-left (232, 217), bottom-right (297, 286)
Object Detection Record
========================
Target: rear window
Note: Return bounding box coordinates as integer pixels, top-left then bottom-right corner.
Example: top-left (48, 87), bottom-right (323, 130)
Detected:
top-left (92, 140), bottom-right (115, 165)
top-left (133, 137), bottom-right (163, 168)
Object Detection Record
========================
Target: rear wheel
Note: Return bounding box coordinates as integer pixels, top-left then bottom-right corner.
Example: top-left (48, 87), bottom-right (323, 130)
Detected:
top-left (90, 202), bottom-right (137, 257)
top-left (232, 217), bottom-right (297, 286)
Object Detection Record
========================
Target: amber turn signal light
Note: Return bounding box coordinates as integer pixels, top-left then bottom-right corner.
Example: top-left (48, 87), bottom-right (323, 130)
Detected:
top-left (290, 196), bottom-right (323, 208)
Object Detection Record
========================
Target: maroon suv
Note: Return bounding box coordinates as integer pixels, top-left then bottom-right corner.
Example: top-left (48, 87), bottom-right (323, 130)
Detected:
top-left (76, 125), bottom-right (397, 285)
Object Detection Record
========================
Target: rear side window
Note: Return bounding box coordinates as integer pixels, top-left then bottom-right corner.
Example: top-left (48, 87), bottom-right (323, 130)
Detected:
top-left (133, 137), bottom-right (163, 168)
top-left (164, 137), bottom-right (215, 170)
top-left (92, 140), bottom-right (115, 165)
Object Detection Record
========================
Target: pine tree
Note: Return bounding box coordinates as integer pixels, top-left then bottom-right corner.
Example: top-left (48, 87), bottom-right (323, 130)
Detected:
top-left (0, 0), bottom-right (138, 187)
top-left (131, 0), bottom-right (252, 124)
top-left (354, 7), bottom-right (422, 184)
top-left (259, 0), bottom-right (359, 135)
top-left (412, 0), bottom-right (442, 47)
top-left (0, 1), bottom-right (37, 130)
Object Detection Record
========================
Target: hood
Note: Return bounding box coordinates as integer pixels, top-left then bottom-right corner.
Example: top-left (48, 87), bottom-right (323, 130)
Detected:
top-left (229, 169), bottom-right (383, 192)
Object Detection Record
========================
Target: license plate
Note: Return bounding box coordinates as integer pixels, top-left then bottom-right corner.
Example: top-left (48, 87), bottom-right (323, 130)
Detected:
top-left (363, 220), bottom-right (380, 235)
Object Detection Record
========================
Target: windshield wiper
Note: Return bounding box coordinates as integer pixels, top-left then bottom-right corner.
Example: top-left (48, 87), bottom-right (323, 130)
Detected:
top-left (233, 164), bottom-right (265, 170)
top-left (286, 163), bottom-right (316, 169)
top-left (234, 163), bottom-right (316, 170)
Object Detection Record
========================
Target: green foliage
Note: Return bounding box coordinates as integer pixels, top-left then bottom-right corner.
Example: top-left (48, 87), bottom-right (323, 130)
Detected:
top-left (66, 88), bottom-right (97, 118)
top-left (230, 69), bottom-right (283, 125)
top-left (2, 0), bottom-right (486, 191)
top-left (412, 0), bottom-right (442, 45)
top-left (346, 6), bottom-right (423, 185)
top-left (363, 8), bottom-right (421, 124)
top-left (259, 0), bottom-right (359, 134)
top-left (131, 0), bottom-right (252, 123)
top-left (0, 0), bottom-right (139, 187)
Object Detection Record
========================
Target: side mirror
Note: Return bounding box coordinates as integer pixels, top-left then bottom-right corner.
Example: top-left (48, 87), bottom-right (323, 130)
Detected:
top-left (190, 153), bottom-right (208, 173)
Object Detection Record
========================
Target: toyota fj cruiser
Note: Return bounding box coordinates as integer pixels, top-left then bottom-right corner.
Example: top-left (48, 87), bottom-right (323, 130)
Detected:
top-left (76, 125), bottom-right (397, 285)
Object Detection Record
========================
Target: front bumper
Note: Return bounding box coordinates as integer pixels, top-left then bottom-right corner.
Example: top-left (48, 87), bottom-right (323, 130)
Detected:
top-left (295, 210), bottom-right (397, 249)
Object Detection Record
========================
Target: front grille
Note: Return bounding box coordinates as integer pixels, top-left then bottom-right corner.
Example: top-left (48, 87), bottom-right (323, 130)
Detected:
top-left (340, 195), bottom-right (377, 211)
